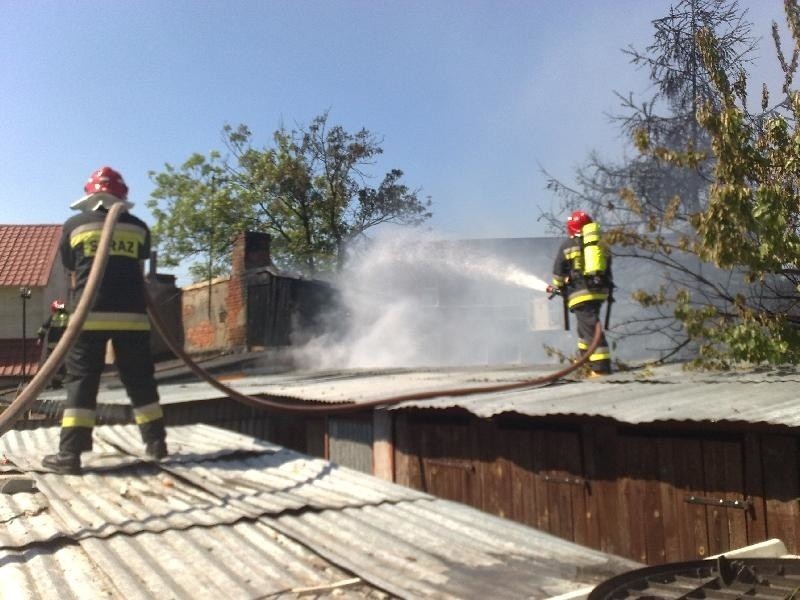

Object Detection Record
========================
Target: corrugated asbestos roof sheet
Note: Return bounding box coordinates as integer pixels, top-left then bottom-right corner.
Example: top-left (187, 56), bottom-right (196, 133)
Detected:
top-left (0, 423), bottom-right (638, 599)
top-left (391, 365), bottom-right (800, 427)
top-left (243, 364), bottom-right (800, 427)
top-left (0, 224), bottom-right (62, 286)
top-left (44, 362), bottom-right (800, 429)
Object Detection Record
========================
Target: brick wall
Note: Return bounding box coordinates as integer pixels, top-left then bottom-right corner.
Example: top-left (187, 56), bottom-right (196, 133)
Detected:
top-left (225, 233), bottom-right (248, 349)
top-left (181, 232), bottom-right (272, 355)
top-left (181, 277), bottom-right (231, 354)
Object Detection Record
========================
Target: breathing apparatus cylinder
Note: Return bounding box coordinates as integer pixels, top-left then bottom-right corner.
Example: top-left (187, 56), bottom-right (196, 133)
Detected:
top-left (580, 222), bottom-right (606, 278)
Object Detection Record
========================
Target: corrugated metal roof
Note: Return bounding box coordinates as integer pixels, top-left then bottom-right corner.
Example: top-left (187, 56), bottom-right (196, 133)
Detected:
top-left (0, 423), bottom-right (639, 599)
top-left (39, 365), bottom-right (556, 407)
top-left (259, 363), bottom-right (800, 427)
top-left (391, 364), bottom-right (800, 427)
top-left (0, 224), bottom-right (62, 286)
top-left (39, 362), bottom-right (800, 429)
top-left (394, 366), bottom-right (800, 427)
top-left (1, 514), bottom-right (381, 599)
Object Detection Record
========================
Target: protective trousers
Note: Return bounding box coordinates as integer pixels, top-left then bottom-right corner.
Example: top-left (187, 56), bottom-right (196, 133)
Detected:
top-left (60, 330), bottom-right (166, 454)
top-left (572, 301), bottom-right (611, 374)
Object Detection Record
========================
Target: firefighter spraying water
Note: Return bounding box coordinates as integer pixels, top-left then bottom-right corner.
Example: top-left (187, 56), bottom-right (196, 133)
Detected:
top-left (546, 210), bottom-right (613, 375)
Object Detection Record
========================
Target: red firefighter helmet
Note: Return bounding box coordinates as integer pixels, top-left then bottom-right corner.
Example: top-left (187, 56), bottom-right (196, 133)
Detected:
top-left (50, 299), bottom-right (65, 313)
top-left (83, 166), bottom-right (128, 200)
top-left (566, 210), bottom-right (593, 237)
top-left (71, 166), bottom-right (133, 211)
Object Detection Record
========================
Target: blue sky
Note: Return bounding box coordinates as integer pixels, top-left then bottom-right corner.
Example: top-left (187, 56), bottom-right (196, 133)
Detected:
top-left (0, 1), bottom-right (789, 267)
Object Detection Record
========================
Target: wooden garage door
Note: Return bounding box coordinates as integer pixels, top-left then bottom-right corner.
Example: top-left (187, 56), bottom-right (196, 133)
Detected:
top-left (608, 433), bottom-right (759, 564)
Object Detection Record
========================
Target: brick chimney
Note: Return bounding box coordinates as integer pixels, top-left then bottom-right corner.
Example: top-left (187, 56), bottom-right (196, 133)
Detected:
top-left (244, 231), bottom-right (272, 269)
top-left (226, 232), bottom-right (272, 349)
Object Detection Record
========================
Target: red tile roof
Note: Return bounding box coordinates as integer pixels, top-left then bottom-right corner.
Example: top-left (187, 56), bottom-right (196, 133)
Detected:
top-left (0, 339), bottom-right (40, 377)
top-left (0, 225), bottom-right (63, 287)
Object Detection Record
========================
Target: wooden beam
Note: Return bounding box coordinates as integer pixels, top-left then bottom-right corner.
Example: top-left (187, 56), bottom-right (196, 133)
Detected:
top-left (372, 408), bottom-right (394, 481)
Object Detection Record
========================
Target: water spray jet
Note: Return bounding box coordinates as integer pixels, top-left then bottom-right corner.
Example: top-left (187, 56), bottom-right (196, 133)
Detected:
top-left (494, 267), bottom-right (549, 292)
top-left (360, 237), bottom-right (551, 292)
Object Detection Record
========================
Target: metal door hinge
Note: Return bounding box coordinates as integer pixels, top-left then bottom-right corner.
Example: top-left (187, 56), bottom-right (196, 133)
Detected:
top-left (544, 475), bottom-right (585, 486)
top-left (685, 495), bottom-right (751, 510)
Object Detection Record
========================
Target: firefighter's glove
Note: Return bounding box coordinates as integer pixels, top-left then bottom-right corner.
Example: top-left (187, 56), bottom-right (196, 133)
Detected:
top-left (546, 285), bottom-right (561, 299)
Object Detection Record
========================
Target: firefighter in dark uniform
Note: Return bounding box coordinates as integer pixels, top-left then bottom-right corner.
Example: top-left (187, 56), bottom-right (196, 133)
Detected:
top-left (546, 210), bottom-right (613, 375)
top-left (37, 299), bottom-right (70, 388)
top-left (42, 166), bottom-right (168, 475)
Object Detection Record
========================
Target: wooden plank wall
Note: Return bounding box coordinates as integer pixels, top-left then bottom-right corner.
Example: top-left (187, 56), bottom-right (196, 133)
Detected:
top-left (393, 412), bottom-right (800, 565)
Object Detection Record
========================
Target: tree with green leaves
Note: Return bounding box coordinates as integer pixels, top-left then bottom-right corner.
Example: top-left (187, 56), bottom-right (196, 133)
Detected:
top-left (647, 1), bottom-right (800, 366)
top-left (147, 112), bottom-right (431, 280)
top-left (148, 152), bottom-right (246, 281)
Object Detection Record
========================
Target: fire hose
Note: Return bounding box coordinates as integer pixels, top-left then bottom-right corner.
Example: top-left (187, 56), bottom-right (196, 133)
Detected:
top-left (146, 299), bottom-right (604, 414)
top-left (0, 204), bottom-right (604, 434)
top-left (0, 202), bottom-right (128, 437)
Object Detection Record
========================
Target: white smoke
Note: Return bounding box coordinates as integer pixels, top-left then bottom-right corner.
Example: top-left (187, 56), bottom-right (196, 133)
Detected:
top-left (290, 230), bottom-right (740, 370)
top-left (292, 230), bottom-right (555, 369)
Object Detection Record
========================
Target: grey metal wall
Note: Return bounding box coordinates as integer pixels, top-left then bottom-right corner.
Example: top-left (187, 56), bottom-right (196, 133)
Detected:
top-left (328, 417), bottom-right (373, 474)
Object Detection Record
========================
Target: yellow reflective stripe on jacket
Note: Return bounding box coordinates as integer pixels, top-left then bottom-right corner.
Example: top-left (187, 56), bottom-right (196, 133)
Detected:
top-left (83, 312), bottom-right (151, 331)
top-left (579, 339), bottom-right (610, 360)
top-left (70, 222), bottom-right (147, 259)
top-left (552, 275), bottom-right (565, 286)
top-left (567, 290), bottom-right (608, 308)
top-left (62, 408), bottom-right (95, 428)
top-left (563, 246), bottom-right (581, 260)
top-left (133, 402), bottom-right (164, 425)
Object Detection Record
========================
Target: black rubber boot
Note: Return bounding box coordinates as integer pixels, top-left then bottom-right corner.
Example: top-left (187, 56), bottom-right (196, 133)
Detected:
top-left (42, 452), bottom-right (82, 475)
top-left (145, 440), bottom-right (168, 460)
